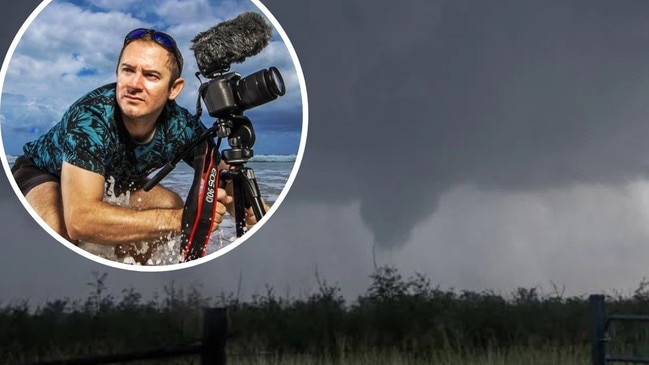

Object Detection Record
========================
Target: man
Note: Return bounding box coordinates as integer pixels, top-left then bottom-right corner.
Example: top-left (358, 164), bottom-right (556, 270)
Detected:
top-left (11, 28), bottom-right (251, 260)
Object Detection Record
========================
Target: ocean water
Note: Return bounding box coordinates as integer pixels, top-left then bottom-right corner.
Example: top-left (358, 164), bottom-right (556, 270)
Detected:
top-left (6, 154), bottom-right (296, 266)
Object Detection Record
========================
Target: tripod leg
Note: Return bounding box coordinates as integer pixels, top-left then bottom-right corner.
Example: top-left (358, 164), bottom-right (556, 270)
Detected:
top-left (231, 173), bottom-right (247, 237)
top-left (221, 170), bottom-right (247, 237)
top-left (221, 166), bottom-right (266, 237)
top-left (241, 168), bottom-right (266, 221)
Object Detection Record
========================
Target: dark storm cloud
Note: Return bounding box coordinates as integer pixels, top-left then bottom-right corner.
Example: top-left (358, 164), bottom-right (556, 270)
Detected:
top-left (0, 4), bottom-right (33, 52)
top-left (269, 0), bottom-right (649, 248)
top-left (4, 0), bottom-right (649, 303)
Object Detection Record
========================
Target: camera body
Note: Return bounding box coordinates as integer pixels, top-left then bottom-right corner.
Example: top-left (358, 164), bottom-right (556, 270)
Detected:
top-left (200, 66), bottom-right (285, 118)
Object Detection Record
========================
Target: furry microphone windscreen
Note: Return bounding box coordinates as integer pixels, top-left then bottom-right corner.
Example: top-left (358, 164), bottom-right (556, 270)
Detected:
top-left (191, 12), bottom-right (273, 76)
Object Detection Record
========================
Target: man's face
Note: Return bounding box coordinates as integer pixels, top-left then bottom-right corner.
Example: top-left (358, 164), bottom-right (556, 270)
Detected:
top-left (116, 40), bottom-right (182, 123)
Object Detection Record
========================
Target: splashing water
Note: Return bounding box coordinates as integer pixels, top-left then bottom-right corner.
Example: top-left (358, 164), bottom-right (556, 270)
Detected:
top-left (76, 177), bottom-right (236, 266)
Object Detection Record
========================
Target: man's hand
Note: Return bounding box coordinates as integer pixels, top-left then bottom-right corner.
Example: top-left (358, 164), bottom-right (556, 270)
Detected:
top-left (220, 176), bottom-right (270, 230)
top-left (212, 188), bottom-right (233, 232)
top-left (244, 200), bottom-right (271, 229)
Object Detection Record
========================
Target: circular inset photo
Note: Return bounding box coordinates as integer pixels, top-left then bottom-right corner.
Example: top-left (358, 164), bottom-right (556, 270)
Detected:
top-left (0, 0), bottom-right (308, 270)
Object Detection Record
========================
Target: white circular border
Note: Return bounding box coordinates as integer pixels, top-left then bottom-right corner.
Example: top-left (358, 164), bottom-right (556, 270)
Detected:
top-left (0, 0), bottom-right (309, 272)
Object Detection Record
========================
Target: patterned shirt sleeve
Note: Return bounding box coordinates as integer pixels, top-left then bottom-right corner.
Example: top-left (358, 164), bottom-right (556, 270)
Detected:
top-left (60, 104), bottom-right (111, 176)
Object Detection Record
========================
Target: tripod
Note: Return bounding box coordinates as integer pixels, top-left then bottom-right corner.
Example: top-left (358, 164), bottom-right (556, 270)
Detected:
top-left (217, 115), bottom-right (266, 237)
top-left (144, 114), bottom-right (266, 260)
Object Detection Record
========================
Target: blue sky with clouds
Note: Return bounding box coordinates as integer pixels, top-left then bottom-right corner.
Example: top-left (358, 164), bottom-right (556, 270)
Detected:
top-left (0, 0), bottom-right (303, 155)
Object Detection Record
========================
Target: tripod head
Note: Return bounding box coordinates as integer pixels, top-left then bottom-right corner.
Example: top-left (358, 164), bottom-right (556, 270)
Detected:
top-left (213, 114), bottom-right (256, 165)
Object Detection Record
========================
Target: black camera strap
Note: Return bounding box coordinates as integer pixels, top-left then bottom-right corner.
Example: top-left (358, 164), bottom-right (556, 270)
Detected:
top-left (179, 139), bottom-right (221, 262)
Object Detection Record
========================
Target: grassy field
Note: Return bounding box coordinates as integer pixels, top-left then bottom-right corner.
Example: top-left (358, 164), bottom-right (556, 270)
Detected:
top-left (3, 267), bottom-right (649, 365)
top-left (227, 345), bottom-right (589, 365)
top-left (5, 347), bottom-right (587, 365)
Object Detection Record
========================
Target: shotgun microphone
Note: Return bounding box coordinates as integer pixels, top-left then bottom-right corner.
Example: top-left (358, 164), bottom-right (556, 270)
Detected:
top-left (190, 12), bottom-right (273, 77)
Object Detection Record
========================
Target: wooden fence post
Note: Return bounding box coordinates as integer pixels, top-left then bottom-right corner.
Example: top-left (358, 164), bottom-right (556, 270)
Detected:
top-left (201, 307), bottom-right (228, 365)
top-left (590, 294), bottom-right (607, 365)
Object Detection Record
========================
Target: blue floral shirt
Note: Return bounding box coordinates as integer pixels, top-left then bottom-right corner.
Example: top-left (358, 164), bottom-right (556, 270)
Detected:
top-left (23, 83), bottom-right (205, 192)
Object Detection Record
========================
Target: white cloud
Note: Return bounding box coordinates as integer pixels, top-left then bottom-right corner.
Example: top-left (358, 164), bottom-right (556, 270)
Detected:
top-left (18, 3), bottom-right (140, 58)
top-left (156, 0), bottom-right (223, 23)
top-left (87, 0), bottom-right (142, 10)
top-left (4, 2), bottom-right (142, 100)
top-left (377, 182), bottom-right (649, 297)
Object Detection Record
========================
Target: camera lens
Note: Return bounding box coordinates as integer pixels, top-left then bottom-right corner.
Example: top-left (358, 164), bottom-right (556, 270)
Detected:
top-left (266, 66), bottom-right (286, 97)
top-left (235, 67), bottom-right (286, 111)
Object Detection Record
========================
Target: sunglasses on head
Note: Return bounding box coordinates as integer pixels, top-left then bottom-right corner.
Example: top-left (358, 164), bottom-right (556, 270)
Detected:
top-left (124, 28), bottom-right (183, 74)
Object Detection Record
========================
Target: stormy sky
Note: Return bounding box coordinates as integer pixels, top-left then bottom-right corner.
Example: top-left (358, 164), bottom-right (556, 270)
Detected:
top-left (3, 0), bottom-right (649, 305)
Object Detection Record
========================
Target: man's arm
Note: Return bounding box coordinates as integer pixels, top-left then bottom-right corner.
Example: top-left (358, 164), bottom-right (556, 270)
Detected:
top-left (60, 162), bottom-right (227, 244)
top-left (61, 162), bottom-right (182, 244)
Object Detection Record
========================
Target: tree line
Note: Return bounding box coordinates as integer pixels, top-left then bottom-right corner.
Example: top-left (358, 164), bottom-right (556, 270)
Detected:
top-left (2, 267), bottom-right (649, 363)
